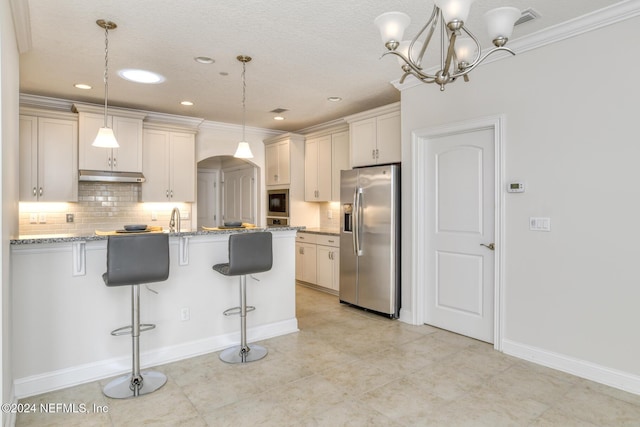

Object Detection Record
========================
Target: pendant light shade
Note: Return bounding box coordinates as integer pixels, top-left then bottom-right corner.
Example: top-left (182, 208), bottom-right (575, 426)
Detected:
top-left (234, 55), bottom-right (254, 159)
top-left (93, 19), bottom-right (119, 148)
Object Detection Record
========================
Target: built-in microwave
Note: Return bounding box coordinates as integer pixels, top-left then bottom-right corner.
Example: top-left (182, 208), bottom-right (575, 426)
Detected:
top-left (267, 189), bottom-right (289, 218)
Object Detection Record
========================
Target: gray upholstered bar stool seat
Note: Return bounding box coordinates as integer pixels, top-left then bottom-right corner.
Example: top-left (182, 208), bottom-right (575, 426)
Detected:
top-left (102, 233), bottom-right (170, 399)
top-left (213, 232), bottom-right (273, 363)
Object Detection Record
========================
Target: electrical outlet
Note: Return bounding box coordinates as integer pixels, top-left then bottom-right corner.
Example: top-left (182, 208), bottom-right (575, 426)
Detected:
top-left (180, 307), bottom-right (190, 321)
top-left (180, 212), bottom-right (190, 220)
top-left (151, 211), bottom-right (158, 221)
top-left (327, 210), bottom-right (333, 219)
top-left (29, 213), bottom-right (38, 224)
top-left (66, 213), bottom-right (74, 223)
top-left (38, 213), bottom-right (46, 224)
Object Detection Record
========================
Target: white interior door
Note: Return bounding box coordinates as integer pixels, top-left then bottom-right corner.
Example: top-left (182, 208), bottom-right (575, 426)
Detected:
top-left (197, 170), bottom-right (218, 228)
top-left (424, 126), bottom-right (496, 343)
top-left (222, 166), bottom-right (256, 224)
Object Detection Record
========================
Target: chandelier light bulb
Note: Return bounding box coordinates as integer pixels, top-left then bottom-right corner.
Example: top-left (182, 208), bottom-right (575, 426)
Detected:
top-left (435, 0), bottom-right (476, 25)
top-left (453, 37), bottom-right (477, 66)
top-left (374, 12), bottom-right (411, 49)
top-left (484, 6), bottom-right (521, 45)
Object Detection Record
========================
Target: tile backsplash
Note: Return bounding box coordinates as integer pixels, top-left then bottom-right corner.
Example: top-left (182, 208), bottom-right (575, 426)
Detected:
top-left (319, 202), bottom-right (341, 230)
top-left (19, 182), bottom-right (191, 236)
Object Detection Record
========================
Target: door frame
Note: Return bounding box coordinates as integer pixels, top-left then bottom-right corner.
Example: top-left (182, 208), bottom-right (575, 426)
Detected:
top-left (411, 114), bottom-right (505, 350)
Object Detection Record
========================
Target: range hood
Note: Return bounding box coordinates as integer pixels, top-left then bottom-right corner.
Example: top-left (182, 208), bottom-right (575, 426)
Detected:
top-left (79, 170), bottom-right (145, 183)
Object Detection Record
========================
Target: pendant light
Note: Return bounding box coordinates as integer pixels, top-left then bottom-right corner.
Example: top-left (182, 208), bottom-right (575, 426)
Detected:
top-left (234, 55), bottom-right (254, 159)
top-left (93, 19), bottom-right (119, 148)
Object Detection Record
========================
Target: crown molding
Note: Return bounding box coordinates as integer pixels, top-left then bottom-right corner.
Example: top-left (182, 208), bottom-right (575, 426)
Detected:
top-left (296, 118), bottom-right (348, 136)
top-left (392, 0), bottom-right (640, 91)
top-left (343, 101), bottom-right (400, 123)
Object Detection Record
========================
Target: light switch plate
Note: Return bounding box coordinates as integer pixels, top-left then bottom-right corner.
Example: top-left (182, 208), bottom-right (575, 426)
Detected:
top-left (530, 217), bottom-right (551, 231)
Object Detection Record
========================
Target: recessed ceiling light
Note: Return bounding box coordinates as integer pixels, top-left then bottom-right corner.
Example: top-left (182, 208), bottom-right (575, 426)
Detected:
top-left (274, 116), bottom-right (285, 121)
top-left (118, 69), bottom-right (165, 84)
top-left (327, 96), bottom-right (342, 102)
top-left (194, 56), bottom-right (215, 64)
top-left (180, 101), bottom-right (194, 106)
top-left (74, 83), bottom-right (92, 90)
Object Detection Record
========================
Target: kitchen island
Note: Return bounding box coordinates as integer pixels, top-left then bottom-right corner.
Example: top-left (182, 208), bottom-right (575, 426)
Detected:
top-left (10, 226), bottom-right (301, 398)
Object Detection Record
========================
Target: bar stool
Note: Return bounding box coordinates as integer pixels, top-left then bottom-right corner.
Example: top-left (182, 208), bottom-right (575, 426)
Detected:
top-left (102, 233), bottom-right (170, 399)
top-left (213, 232), bottom-right (273, 363)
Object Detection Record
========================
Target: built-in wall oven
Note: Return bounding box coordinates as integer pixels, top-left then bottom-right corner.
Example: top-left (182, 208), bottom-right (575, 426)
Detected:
top-left (267, 189), bottom-right (289, 218)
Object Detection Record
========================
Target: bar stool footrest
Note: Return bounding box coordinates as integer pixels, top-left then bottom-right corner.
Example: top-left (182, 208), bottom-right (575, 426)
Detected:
top-left (110, 323), bottom-right (156, 336)
top-left (223, 306), bottom-right (255, 316)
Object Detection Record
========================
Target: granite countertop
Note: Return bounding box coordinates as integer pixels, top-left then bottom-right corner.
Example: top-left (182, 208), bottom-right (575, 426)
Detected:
top-left (11, 225), bottom-right (305, 245)
top-left (298, 227), bottom-right (340, 236)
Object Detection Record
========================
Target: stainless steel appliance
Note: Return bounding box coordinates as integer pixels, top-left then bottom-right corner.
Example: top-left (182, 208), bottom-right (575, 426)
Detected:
top-left (340, 164), bottom-right (400, 318)
top-left (267, 189), bottom-right (289, 218)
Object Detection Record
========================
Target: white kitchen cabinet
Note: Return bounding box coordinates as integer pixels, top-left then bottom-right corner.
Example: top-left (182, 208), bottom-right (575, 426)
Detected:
top-left (19, 114), bottom-right (78, 202)
top-left (76, 109), bottom-right (145, 172)
top-left (346, 103), bottom-right (401, 168)
top-left (265, 139), bottom-right (290, 186)
top-left (315, 235), bottom-right (340, 292)
top-left (331, 130), bottom-right (349, 201)
top-left (142, 127), bottom-right (196, 202)
top-left (296, 232), bottom-right (317, 284)
top-left (304, 135), bottom-right (332, 201)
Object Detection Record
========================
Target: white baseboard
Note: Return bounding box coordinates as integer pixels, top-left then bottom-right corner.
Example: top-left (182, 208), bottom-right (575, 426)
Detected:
top-left (4, 384), bottom-right (17, 427)
top-left (14, 318), bottom-right (298, 399)
top-left (399, 307), bottom-right (414, 325)
top-left (502, 339), bottom-right (640, 395)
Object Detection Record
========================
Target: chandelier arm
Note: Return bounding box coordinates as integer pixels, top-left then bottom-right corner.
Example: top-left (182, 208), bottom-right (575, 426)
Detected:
top-left (381, 50), bottom-right (437, 80)
top-left (409, 6), bottom-right (440, 67)
top-left (460, 26), bottom-right (483, 69)
top-left (449, 46), bottom-right (516, 80)
top-left (442, 30), bottom-right (458, 79)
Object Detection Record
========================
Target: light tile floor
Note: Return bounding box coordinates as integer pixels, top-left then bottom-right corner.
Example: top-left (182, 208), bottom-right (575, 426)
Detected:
top-left (15, 285), bottom-right (640, 426)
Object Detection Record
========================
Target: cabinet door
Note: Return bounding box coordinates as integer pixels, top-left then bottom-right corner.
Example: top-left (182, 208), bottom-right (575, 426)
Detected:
top-left (38, 117), bottom-right (78, 202)
top-left (19, 116), bottom-right (38, 201)
top-left (265, 143), bottom-right (280, 185)
top-left (295, 242), bottom-right (317, 284)
top-left (350, 117), bottom-right (377, 167)
top-left (169, 132), bottom-right (195, 202)
top-left (317, 245), bottom-right (340, 291)
top-left (112, 116), bottom-right (143, 172)
top-left (317, 136), bottom-right (332, 201)
top-left (304, 138), bottom-right (319, 201)
top-left (141, 129), bottom-right (170, 202)
top-left (331, 131), bottom-right (349, 201)
top-left (375, 111), bottom-right (401, 165)
top-left (78, 112), bottom-right (111, 170)
top-left (276, 140), bottom-right (290, 184)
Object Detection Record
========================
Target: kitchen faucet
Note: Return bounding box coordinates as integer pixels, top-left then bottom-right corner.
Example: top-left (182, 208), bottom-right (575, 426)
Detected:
top-left (169, 207), bottom-right (181, 233)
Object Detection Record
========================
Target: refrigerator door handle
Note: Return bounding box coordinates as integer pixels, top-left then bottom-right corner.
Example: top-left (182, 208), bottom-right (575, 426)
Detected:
top-left (354, 188), bottom-right (363, 256)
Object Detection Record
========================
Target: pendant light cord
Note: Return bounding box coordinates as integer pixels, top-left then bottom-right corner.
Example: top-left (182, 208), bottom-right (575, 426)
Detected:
top-left (241, 60), bottom-right (246, 142)
top-left (103, 25), bottom-right (110, 128)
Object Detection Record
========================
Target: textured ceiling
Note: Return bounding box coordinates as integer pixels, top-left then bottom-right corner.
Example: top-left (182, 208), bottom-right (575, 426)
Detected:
top-left (17, 0), bottom-right (621, 132)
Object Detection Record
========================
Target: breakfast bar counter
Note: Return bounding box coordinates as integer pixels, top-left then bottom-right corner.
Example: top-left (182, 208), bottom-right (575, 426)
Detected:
top-left (10, 227), bottom-right (302, 398)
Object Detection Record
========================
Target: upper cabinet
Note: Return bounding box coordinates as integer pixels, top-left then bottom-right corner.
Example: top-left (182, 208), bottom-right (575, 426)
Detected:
top-left (345, 103), bottom-right (400, 168)
top-left (142, 125), bottom-right (196, 202)
top-left (74, 104), bottom-right (146, 172)
top-left (19, 111), bottom-right (78, 202)
top-left (304, 127), bottom-right (349, 202)
top-left (265, 139), bottom-right (290, 186)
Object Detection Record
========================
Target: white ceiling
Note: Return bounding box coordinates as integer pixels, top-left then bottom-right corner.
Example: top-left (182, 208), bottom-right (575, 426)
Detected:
top-left (16, 0), bottom-right (621, 132)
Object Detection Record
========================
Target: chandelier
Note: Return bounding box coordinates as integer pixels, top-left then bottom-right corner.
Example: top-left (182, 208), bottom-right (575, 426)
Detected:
top-left (93, 19), bottom-right (119, 148)
top-left (375, 0), bottom-right (521, 90)
top-left (233, 55), bottom-right (254, 159)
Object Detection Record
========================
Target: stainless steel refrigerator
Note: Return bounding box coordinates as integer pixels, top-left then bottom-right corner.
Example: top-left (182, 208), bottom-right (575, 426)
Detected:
top-left (340, 164), bottom-right (400, 318)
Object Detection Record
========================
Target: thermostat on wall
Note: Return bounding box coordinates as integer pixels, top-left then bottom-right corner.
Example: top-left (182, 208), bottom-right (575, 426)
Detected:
top-left (507, 182), bottom-right (525, 193)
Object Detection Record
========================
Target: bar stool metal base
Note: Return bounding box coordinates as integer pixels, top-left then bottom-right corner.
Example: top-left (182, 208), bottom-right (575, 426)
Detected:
top-left (220, 344), bottom-right (267, 364)
top-left (103, 371), bottom-right (167, 399)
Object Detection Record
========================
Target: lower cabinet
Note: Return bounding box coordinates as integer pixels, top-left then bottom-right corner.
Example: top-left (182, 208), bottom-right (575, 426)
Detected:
top-left (295, 232), bottom-right (340, 293)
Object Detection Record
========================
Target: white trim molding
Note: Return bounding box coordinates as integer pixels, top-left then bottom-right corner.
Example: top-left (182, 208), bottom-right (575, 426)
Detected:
top-left (503, 339), bottom-right (640, 395)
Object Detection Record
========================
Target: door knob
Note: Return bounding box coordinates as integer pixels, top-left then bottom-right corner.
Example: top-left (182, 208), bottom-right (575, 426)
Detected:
top-left (480, 243), bottom-right (495, 251)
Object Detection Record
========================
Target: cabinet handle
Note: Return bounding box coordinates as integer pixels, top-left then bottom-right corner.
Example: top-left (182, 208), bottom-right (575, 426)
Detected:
top-left (328, 240), bottom-right (334, 243)
top-left (113, 157), bottom-right (117, 168)
top-left (170, 190), bottom-right (173, 198)
top-left (375, 148), bottom-right (379, 159)
top-left (329, 251), bottom-right (333, 260)
top-left (275, 174), bottom-right (279, 182)
top-left (39, 187), bottom-right (43, 196)
top-left (108, 157), bottom-right (111, 167)
top-left (166, 190), bottom-right (169, 198)
top-left (300, 247), bottom-right (304, 255)
top-left (32, 187), bottom-right (37, 196)
top-left (372, 149), bottom-right (375, 159)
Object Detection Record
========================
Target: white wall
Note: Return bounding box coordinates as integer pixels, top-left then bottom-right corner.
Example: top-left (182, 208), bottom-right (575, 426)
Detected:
top-left (1, 0), bottom-right (20, 422)
top-left (400, 15), bottom-right (640, 388)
